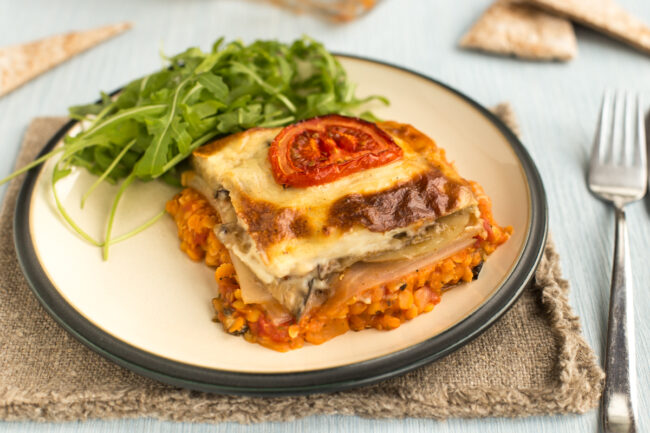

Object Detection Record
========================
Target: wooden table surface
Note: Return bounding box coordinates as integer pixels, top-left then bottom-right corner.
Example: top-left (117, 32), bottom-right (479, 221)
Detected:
top-left (1, 0), bottom-right (649, 431)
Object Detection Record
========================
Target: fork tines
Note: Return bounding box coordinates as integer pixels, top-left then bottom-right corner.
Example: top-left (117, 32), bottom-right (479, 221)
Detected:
top-left (589, 90), bottom-right (648, 200)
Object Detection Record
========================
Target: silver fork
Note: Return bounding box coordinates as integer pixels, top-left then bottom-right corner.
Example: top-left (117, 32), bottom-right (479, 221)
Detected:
top-left (588, 90), bottom-right (647, 433)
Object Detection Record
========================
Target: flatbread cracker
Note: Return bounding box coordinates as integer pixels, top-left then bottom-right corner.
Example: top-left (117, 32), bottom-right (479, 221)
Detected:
top-left (460, 0), bottom-right (577, 61)
top-left (525, 0), bottom-right (650, 55)
top-left (260, 0), bottom-right (377, 21)
top-left (0, 22), bottom-right (132, 97)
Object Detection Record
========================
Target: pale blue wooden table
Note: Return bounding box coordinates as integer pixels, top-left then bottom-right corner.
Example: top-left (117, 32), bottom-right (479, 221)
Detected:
top-left (1, 0), bottom-right (649, 431)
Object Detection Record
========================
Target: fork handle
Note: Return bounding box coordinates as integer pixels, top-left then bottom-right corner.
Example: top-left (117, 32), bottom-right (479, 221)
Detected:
top-left (602, 207), bottom-right (637, 433)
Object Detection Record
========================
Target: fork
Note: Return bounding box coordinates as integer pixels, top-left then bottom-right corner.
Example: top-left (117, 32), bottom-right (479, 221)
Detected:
top-left (588, 90), bottom-right (647, 433)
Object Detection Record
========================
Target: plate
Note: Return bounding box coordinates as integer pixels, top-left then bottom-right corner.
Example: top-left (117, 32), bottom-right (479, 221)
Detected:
top-left (13, 55), bottom-right (547, 395)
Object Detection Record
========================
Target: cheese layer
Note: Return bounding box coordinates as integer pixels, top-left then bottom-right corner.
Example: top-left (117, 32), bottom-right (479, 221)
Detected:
top-left (192, 122), bottom-right (477, 282)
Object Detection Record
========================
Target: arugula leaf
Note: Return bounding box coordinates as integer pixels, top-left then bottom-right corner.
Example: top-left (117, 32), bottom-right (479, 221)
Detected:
top-left (0, 36), bottom-right (389, 259)
top-left (197, 74), bottom-right (229, 102)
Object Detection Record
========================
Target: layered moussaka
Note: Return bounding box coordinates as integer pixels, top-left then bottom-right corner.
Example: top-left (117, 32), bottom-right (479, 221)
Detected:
top-left (166, 114), bottom-right (511, 351)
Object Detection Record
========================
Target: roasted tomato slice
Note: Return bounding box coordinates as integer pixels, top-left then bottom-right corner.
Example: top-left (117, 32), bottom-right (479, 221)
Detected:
top-left (268, 114), bottom-right (403, 188)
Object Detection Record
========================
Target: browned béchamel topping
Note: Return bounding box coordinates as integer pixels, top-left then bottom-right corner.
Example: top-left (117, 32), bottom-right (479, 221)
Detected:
top-left (235, 195), bottom-right (312, 250)
top-left (327, 168), bottom-right (466, 233)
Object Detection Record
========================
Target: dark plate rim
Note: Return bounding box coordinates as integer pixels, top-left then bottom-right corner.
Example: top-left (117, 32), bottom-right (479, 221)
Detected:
top-left (13, 53), bottom-right (548, 396)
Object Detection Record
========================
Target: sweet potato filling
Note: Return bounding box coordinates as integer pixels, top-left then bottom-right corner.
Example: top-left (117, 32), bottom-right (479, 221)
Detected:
top-left (166, 186), bottom-right (511, 351)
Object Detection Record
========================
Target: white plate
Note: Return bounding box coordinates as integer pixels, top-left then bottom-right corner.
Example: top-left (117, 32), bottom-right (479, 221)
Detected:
top-left (14, 55), bottom-right (547, 395)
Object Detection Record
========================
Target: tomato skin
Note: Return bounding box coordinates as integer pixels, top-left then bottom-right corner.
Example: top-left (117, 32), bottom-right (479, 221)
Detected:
top-left (482, 219), bottom-right (495, 242)
top-left (269, 115), bottom-right (403, 188)
top-left (255, 315), bottom-right (292, 343)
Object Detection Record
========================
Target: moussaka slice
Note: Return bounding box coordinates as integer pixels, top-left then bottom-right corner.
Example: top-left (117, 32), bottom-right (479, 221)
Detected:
top-left (166, 115), bottom-right (511, 351)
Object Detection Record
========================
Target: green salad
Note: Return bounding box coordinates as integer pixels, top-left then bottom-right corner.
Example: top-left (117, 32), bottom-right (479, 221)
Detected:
top-left (1, 36), bottom-right (387, 259)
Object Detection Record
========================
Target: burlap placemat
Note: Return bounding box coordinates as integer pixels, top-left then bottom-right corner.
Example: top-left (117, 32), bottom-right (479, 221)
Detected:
top-left (0, 105), bottom-right (604, 423)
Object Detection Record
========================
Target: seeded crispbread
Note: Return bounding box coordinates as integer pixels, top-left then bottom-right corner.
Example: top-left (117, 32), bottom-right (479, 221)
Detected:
top-left (0, 22), bottom-right (131, 97)
top-left (460, 0), bottom-right (577, 61)
top-left (525, 0), bottom-right (650, 55)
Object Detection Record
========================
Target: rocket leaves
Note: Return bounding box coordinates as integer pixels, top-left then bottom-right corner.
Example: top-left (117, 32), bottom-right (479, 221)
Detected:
top-left (1, 36), bottom-right (388, 259)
